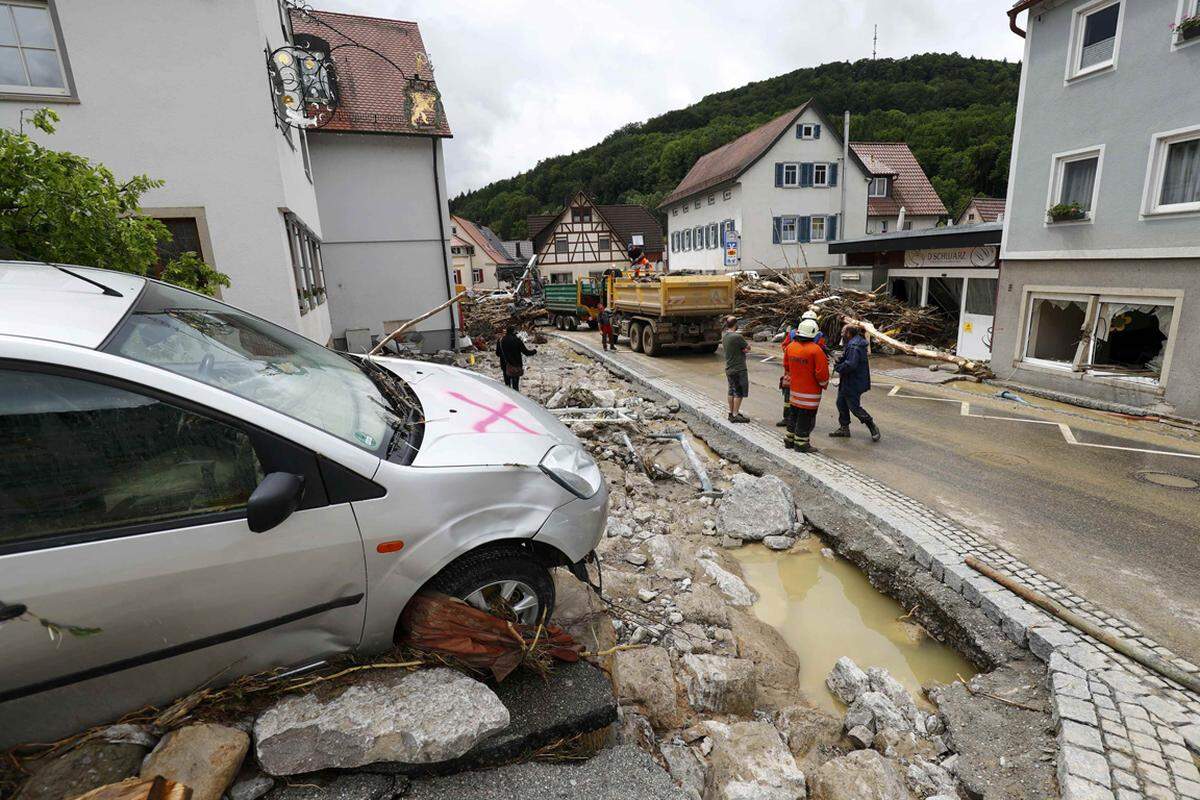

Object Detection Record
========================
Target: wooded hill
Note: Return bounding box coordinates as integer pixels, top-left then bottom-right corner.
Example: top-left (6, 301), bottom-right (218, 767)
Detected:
top-left (450, 53), bottom-right (1019, 240)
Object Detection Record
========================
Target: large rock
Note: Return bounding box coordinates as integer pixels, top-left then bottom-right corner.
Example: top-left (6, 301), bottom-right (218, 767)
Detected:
top-left (905, 758), bottom-right (957, 799)
top-left (866, 667), bottom-right (924, 733)
top-left (697, 558), bottom-right (757, 607)
top-left (715, 475), bottom-right (797, 541)
top-left (679, 584), bottom-right (730, 627)
top-left (844, 692), bottom-right (910, 735)
top-left (773, 704), bottom-right (842, 759)
top-left (253, 668), bottom-right (509, 775)
top-left (615, 646), bottom-right (684, 731)
top-left (810, 750), bottom-right (907, 800)
top-left (16, 739), bottom-right (148, 800)
top-left (704, 721), bottom-right (806, 800)
top-left (140, 724), bottom-right (248, 800)
top-left (681, 655), bottom-right (756, 715)
top-left (729, 611), bottom-right (800, 709)
top-left (660, 743), bottom-right (706, 800)
top-left (825, 657), bottom-right (870, 706)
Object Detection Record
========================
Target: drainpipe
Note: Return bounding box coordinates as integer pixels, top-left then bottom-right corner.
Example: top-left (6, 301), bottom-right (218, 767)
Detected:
top-left (431, 137), bottom-right (457, 345)
top-left (840, 110), bottom-right (849, 268)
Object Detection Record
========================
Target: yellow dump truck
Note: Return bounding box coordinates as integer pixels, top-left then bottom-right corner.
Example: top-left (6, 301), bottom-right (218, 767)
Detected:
top-left (608, 274), bottom-right (737, 355)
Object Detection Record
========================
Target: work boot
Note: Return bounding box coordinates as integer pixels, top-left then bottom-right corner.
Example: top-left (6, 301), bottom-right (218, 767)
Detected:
top-left (784, 434), bottom-right (795, 450)
top-left (828, 426), bottom-right (851, 438)
top-left (867, 421), bottom-right (881, 442)
top-left (733, 413), bottom-right (750, 423)
top-left (797, 440), bottom-right (819, 454)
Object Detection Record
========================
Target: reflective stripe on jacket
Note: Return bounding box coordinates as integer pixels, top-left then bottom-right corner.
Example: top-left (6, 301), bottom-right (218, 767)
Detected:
top-left (784, 340), bottom-right (830, 409)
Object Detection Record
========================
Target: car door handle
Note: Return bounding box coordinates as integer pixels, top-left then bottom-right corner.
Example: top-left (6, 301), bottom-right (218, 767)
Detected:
top-left (0, 603), bottom-right (27, 622)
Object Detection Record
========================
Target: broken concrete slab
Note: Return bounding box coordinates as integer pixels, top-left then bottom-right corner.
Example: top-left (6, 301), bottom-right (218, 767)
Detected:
top-left (254, 668), bottom-right (509, 775)
top-left (825, 656), bottom-right (870, 705)
top-left (15, 739), bottom-right (148, 800)
top-left (681, 654), bottom-right (757, 715)
top-left (716, 474), bottom-right (797, 541)
top-left (696, 558), bottom-right (757, 607)
top-left (705, 721), bottom-right (806, 800)
top-left (140, 723), bottom-right (248, 800)
top-left (615, 646), bottom-right (684, 731)
top-left (810, 749), bottom-right (905, 800)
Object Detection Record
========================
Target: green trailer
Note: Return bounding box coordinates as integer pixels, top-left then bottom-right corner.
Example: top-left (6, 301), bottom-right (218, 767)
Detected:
top-left (544, 277), bottom-right (605, 330)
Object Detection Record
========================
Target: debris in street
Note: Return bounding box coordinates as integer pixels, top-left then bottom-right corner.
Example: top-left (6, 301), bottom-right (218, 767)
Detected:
top-left (370, 291), bottom-right (469, 355)
top-left (71, 777), bottom-right (190, 800)
top-left (459, 293), bottom-right (548, 349)
top-left (715, 474), bottom-right (798, 542)
top-left (138, 724), bottom-right (247, 800)
top-left (994, 389), bottom-right (1033, 405)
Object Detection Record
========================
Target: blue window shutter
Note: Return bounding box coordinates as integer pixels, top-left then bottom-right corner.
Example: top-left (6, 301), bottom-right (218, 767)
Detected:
top-left (775, 163), bottom-right (784, 187)
top-left (813, 123), bottom-right (821, 139)
top-left (772, 217), bottom-right (781, 244)
top-left (799, 216), bottom-right (811, 243)
top-left (800, 163), bottom-right (813, 188)
top-left (828, 163), bottom-right (838, 187)
top-left (828, 214), bottom-right (838, 241)
top-left (795, 124), bottom-right (803, 139)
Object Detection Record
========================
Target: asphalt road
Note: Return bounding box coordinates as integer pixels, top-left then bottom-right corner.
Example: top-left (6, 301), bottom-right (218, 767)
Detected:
top-left (559, 330), bottom-right (1200, 662)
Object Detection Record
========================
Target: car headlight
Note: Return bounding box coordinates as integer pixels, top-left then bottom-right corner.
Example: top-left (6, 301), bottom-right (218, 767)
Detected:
top-left (539, 444), bottom-right (603, 499)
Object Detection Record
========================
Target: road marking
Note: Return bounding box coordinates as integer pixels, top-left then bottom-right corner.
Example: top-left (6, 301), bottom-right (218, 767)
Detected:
top-left (886, 385), bottom-right (1200, 461)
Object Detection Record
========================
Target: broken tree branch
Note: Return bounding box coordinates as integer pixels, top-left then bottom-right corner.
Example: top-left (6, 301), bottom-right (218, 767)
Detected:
top-left (844, 316), bottom-right (990, 377)
top-left (369, 290), bottom-right (469, 356)
top-left (965, 557), bottom-right (1200, 695)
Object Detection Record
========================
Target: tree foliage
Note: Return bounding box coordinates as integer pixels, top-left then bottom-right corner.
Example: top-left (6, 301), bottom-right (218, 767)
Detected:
top-left (452, 53), bottom-right (1020, 238)
top-left (0, 109), bottom-right (229, 295)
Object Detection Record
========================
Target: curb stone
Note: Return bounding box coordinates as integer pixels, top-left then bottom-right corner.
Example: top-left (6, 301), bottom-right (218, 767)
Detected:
top-left (552, 334), bottom-right (1200, 800)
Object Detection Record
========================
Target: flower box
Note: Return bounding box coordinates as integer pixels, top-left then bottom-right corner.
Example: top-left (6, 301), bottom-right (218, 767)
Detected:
top-left (1048, 203), bottom-right (1087, 223)
top-left (1174, 16), bottom-right (1200, 41)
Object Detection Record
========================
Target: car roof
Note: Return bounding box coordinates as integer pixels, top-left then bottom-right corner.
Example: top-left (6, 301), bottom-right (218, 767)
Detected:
top-left (0, 261), bottom-right (144, 348)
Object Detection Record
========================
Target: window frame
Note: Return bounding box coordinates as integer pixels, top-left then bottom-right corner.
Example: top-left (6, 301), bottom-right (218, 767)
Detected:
top-left (598, 235), bottom-right (611, 252)
top-left (1172, 0), bottom-right (1200, 50)
top-left (554, 235), bottom-right (569, 255)
top-left (631, 233), bottom-right (644, 246)
top-left (1065, 0), bottom-right (1123, 83)
top-left (813, 163), bottom-right (829, 188)
top-left (1140, 125), bottom-right (1200, 218)
top-left (684, 229), bottom-right (692, 250)
top-left (706, 222), bottom-right (718, 250)
top-left (0, 361), bottom-right (338, 555)
top-left (723, 189), bottom-right (733, 201)
top-left (797, 123), bottom-right (816, 140)
top-left (471, 267), bottom-right (484, 284)
top-left (810, 216), bottom-right (827, 242)
top-left (780, 216), bottom-right (798, 244)
top-left (868, 177), bottom-right (888, 197)
top-left (0, 0), bottom-right (75, 101)
top-left (782, 163), bottom-right (799, 188)
top-left (1045, 145), bottom-right (1105, 225)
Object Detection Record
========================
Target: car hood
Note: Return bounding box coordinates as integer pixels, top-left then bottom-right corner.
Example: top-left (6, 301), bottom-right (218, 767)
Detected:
top-left (373, 357), bottom-right (580, 468)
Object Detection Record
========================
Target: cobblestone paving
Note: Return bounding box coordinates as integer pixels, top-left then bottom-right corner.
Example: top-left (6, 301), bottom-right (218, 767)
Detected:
top-left (557, 336), bottom-right (1200, 800)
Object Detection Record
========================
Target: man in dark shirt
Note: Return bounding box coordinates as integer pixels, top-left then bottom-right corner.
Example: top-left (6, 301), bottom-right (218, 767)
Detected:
top-left (496, 326), bottom-right (537, 393)
top-left (721, 316), bottom-right (750, 423)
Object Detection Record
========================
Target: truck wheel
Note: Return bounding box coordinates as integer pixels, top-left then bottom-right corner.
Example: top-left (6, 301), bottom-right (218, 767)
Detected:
top-left (425, 544), bottom-right (556, 626)
top-left (553, 315), bottom-right (562, 330)
top-left (642, 324), bottom-right (661, 356)
top-left (567, 316), bottom-right (579, 331)
top-left (629, 322), bottom-right (644, 353)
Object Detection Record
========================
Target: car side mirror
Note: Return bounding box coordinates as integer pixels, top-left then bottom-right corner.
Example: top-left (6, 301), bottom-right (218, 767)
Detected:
top-left (247, 472), bottom-right (305, 533)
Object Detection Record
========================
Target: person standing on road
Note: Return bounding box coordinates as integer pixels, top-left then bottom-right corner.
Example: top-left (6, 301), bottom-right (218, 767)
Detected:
top-left (778, 309), bottom-right (827, 427)
top-left (497, 326), bottom-right (537, 393)
top-left (830, 323), bottom-right (881, 442)
top-left (598, 304), bottom-right (617, 351)
top-left (783, 318), bottom-right (829, 452)
top-left (721, 316), bottom-right (751, 423)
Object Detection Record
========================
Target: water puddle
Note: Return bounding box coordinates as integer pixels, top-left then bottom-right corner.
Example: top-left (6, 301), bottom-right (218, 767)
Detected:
top-left (733, 536), bottom-right (977, 715)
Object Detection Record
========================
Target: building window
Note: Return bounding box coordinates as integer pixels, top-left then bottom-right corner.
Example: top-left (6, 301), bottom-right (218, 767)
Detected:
top-left (780, 217), bottom-right (798, 244)
top-left (694, 200), bottom-right (700, 209)
top-left (808, 271), bottom-right (827, 284)
top-left (598, 235), bottom-right (611, 251)
top-left (471, 268), bottom-right (484, 284)
top-left (682, 203), bottom-right (688, 214)
top-left (672, 207), bottom-right (678, 215)
top-left (0, 1), bottom-right (70, 96)
top-left (1068, 0), bottom-right (1121, 80)
top-left (810, 216), bottom-right (827, 242)
top-left (1025, 296), bottom-right (1087, 364)
top-left (1173, 0), bottom-right (1200, 46)
top-left (631, 233), bottom-right (644, 246)
top-left (555, 236), bottom-right (569, 255)
top-left (691, 227), bottom-right (701, 249)
top-left (723, 189), bottom-right (732, 201)
top-left (707, 194), bottom-right (715, 205)
top-left (549, 272), bottom-right (572, 285)
top-left (453, 269), bottom-right (463, 285)
top-left (707, 223), bottom-right (718, 249)
top-left (797, 123), bottom-right (817, 139)
top-left (782, 163), bottom-right (799, 187)
top-left (968, 212), bottom-right (977, 221)
top-left (285, 213), bottom-right (325, 313)
top-left (813, 163), bottom-right (829, 188)
top-left (1143, 126), bottom-right (1200, 216)
top-left (1048, 147), bottom-right (1102, 222)
top-left (868, 177), bottom-right (888, 197)
top-left (571, 207), bottom-right (592, 223)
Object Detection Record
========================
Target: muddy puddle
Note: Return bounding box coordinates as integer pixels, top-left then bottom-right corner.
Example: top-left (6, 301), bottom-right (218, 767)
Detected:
top-left (733, 536), bottom-right (976, 714)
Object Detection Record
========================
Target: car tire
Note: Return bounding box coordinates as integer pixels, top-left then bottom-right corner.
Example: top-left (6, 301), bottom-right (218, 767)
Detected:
top-left (629, 322), bottom-right (644, 352)
top-left (427, 545), bottom-right (556, 626)
top-left (642, 324), bottom-right (661, 356)
top-left (554, 315), bottom-right (564, 330)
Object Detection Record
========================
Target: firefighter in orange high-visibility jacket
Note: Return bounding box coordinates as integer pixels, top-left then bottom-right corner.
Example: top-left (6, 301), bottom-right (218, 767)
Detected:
top-left (783, 318), bottom-right (830, 453)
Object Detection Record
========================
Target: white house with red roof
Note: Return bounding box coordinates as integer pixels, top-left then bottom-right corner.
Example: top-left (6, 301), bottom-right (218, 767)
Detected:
top-left (850, 142), bottom-right (948, 234)
top-left (957, 196), bottom-right (1007, 226)
top-left (450, 215), bottom-right (515, 290)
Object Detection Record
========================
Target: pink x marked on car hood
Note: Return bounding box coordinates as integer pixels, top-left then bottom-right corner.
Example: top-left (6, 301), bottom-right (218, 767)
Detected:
top-left (375, 357), bottom-right (580, 468)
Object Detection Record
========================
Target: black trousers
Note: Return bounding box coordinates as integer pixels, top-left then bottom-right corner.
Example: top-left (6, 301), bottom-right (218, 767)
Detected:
top-left (787, 407), bottom-right (818, 445)
top-left (836, 389), bottom-right (873, 428)
top-left (503, 371), bottom-right (520, 391)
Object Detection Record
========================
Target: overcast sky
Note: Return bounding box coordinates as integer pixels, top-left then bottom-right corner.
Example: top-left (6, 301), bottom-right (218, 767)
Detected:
top-left (316, 1), bottom-right (1025, 198)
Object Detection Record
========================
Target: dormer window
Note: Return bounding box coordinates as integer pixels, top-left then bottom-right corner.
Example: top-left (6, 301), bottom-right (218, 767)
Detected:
top-left (868, 177), bottom-right (888, 197)
top-left (796, 123), bottom-right (820, 140)
top-left (1068, 0), bottom-right (1121, 80)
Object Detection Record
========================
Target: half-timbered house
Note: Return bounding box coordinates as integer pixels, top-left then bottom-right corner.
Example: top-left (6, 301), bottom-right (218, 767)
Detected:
top-left (527, 192), bottom-right (663, 284)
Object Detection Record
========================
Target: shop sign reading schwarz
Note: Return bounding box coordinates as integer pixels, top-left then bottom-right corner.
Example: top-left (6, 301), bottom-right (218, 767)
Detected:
top-left (903, 245), bottom-right (998, 269)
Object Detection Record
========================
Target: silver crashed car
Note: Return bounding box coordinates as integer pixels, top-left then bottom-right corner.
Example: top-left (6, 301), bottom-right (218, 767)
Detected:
top-left (0, 262), bottom-right (606, 746)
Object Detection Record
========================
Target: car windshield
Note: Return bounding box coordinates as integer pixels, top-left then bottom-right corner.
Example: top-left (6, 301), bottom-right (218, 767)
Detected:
top-left (104, 281), bottom-right (421, 462)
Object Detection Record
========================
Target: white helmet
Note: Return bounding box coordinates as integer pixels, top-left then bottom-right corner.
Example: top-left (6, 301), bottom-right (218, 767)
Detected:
top-left (801, 309), bottom-right (819, 321)
top-left (796, 319), bottom-right (820, 340)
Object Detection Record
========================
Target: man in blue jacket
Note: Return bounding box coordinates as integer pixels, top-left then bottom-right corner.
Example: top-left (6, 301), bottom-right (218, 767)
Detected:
top-left (829, 323), bottom-right (881, 442)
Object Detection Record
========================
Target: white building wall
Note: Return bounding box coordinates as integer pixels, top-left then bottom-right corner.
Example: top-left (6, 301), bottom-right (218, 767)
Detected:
top-left (666, 184), bottom-right (742, 272)
top-left (866, 214), bottom-right (941, 235)
top-left (308, 133), bottom-right (456, 351)
top-left (0, 0), bottom-right (331, 342)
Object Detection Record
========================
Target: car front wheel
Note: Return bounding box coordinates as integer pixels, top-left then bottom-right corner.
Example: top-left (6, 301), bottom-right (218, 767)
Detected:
top-left (427, 545), bottom-right (556, 626)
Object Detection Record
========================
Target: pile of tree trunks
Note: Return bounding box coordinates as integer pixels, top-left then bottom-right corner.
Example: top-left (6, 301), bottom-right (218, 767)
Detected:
top-left (459, 293), bottom-right (548, 348)
top-left (734, 276), bottom-right (991, 377)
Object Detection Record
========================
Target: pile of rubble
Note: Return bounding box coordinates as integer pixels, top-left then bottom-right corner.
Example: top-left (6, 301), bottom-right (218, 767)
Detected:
top-left (734, 276), bottom-right (955, 349)
top-left (458, 293), bottom-right (547, 348)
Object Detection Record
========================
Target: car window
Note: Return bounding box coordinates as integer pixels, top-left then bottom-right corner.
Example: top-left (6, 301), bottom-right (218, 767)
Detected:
top-left (104, 281), bottom-right (407, 457)
top-left (0, 369), bottom-right (264, 545)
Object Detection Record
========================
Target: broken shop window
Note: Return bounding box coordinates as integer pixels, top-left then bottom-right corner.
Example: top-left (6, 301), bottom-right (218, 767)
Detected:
top-left (1022, 293), bottom-right (1175, 384)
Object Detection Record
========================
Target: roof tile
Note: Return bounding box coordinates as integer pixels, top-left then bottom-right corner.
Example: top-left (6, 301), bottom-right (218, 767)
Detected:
top-left (851, 142), bottom-right (947, 217)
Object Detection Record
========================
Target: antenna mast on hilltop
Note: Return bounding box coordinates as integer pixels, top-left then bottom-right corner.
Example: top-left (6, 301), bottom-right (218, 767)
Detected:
top-left (872, 24), bottom-right (878, 59)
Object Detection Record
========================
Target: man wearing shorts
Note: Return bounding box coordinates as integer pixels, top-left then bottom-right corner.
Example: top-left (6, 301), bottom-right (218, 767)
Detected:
top-left (722, 316), bottom-right (750, 423)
